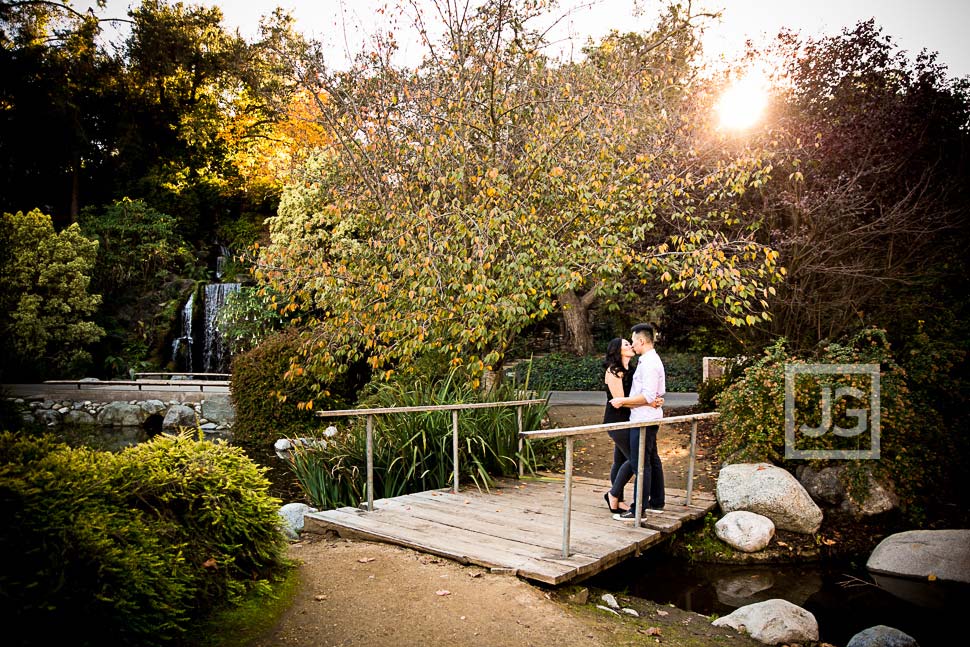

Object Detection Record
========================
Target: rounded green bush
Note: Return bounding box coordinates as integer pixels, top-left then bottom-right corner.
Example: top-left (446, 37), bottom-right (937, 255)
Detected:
top-left (0, 431), bottom-right (290, 646)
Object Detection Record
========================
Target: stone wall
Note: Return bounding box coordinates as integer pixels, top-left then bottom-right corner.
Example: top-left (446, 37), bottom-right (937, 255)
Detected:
top-left (7, 394), bottom-right (235, 444)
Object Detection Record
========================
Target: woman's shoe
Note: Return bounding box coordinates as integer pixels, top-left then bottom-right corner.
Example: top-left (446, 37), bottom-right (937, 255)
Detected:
top-left (603, 492), bottom-right (623, 514)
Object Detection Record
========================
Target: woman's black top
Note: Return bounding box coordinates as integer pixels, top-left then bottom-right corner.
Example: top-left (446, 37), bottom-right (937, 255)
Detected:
top-left (602, 364), bottom-right (635, 424)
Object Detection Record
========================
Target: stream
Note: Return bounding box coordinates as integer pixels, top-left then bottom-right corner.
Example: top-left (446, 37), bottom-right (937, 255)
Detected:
top-left (587, 551), bottom-right (967, 645)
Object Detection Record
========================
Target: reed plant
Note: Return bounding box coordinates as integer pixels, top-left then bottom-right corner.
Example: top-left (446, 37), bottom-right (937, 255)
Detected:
top-left (285, 370), bottom-right (554, 509)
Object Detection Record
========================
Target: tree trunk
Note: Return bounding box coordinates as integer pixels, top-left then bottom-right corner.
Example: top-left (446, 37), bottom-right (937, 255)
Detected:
top-left (558, 288), bottom-right (597, 356)
top-left (69, 150), bottom-right (80, 223)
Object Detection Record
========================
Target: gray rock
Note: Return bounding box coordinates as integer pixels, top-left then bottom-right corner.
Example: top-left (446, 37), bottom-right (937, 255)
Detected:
top-left (33, 409), bottom-right (61, 427)
top-left (716, 463), bottom-right (823, 534)
top-left (800, 465), bottom-right (845, 505)
top-left (202, 395), bottom-right (235, 425)
top-left (867, 529), bottom-right (970, 583)
top-left (162, 404), bottom-right (198, 430)
top-left (98, 402), bottom-right (145, 427)
top-left (600, 593), bottom-right (619, 609)
top-left (139, 399), bottom-right (166, 416)
top-left (715, 511), bottom-right (776, 552)
top-left (711, 598), bottom-right (818, 644)
top-left (846, 625), bottom-right (919, 647)
top-left (840, 468), bottom-right (898, 519)
top-left (200, 422), bottom-right (218, 430)
top-left (278, 502), bottom-right (317, 540)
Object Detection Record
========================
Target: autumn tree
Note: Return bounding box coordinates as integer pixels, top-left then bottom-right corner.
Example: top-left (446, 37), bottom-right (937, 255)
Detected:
top-left (254, 0), bottom-right (784, 389)
top-left (0, 209), bottom-right (104, 379)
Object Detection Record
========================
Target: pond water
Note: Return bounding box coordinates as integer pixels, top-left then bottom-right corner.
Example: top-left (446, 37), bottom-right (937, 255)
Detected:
top-left (586, 551), bottom-right (967, 646)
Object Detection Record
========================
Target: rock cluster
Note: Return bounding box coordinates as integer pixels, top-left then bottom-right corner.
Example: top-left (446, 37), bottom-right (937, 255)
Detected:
top-left (6, 396), bottom-right (233, 442)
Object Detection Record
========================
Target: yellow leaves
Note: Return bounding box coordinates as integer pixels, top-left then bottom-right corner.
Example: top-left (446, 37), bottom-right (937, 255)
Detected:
top-left (549, 166), bottom-right (565, 178)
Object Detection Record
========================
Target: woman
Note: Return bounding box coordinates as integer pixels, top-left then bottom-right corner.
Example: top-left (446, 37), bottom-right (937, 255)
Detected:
top-left (602, 337), bottom-right (636, 513)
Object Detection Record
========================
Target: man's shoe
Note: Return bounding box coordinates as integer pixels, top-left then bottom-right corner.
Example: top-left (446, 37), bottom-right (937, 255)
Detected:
top-left (645, 506), bottom-right (665, 514)
top-left (613, 509), bottom-right (640, 521)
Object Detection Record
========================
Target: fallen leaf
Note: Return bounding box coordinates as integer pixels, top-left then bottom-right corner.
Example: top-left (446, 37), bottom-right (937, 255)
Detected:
top-left (202, 558), bottom-right (217, 569)
top-left (821, 538), bottom-right (837, 546)
top-left (646, 627), bottom-right (662, 636)
top-left (358, 557), bottom-right (376, 563)
top-left (928, 574), bottom-right (937, 581)
top-left (436, 589), bottom-right (451, 596)
top-left (656, 610), bottom-right (669, 616)
top-left (314, 594), bottom-right (327, 601)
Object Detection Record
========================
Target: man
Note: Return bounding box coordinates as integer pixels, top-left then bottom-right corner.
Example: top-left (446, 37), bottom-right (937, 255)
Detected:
top-left (609, 323), bottom-right (666, 520)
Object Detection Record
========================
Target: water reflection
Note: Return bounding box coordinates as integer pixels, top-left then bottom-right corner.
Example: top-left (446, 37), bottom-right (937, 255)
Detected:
top-left (587, 552), bottom-right (968, 646)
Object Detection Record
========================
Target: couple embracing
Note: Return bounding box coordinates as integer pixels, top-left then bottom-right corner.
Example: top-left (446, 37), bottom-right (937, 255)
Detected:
top-left (601, 323), bottom-right (666, 521)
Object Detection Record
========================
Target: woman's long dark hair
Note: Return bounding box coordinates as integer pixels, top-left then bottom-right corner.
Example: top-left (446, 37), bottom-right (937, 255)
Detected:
top-left (603, 337), bottom-right (626, 378)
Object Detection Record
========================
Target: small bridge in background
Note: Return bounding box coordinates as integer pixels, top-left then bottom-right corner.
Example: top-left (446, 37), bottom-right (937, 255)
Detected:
top-left (3, 374), bottom-right (229, 403)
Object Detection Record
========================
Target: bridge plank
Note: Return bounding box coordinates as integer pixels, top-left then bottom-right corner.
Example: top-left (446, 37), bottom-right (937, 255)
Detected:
top-left (306, 476), bottom-right (711, 585)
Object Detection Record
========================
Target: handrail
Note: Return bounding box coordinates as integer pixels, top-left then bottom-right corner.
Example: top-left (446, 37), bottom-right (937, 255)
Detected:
top-left (315, 398), bottom-right (549, 512)
top-left (43, 379), bottom-right (229, 392)
top-left (520, 411), bottom-right (719, 558)
top-left (134, 372), bottom-right (230, 379)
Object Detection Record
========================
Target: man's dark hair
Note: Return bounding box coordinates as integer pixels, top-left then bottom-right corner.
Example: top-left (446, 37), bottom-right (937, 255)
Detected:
top-left (631, 322), bottom-right (655, 342)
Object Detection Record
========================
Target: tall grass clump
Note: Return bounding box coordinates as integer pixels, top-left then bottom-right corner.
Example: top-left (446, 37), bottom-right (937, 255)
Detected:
top-left (286, 371), bottom-right (554, 509)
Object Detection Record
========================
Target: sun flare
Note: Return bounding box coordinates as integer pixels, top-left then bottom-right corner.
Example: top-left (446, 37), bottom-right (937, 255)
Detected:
top-left (716, 69), bottom-right (769, 130)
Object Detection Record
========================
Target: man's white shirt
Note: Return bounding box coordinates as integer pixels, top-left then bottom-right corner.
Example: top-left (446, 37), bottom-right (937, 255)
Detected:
top-left (629, 348), bottom-right (666, 423)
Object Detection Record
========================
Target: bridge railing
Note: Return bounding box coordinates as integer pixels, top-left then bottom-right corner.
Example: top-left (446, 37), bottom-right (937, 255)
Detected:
top-left (43, 378), bottom-right (229, 393)
top-left (316, 398), bottom-right (548, 512)
top-left (520, 411), bottom-right (720, 558)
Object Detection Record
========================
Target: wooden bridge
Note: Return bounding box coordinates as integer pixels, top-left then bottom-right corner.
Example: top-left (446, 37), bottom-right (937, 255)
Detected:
top-left (304, 402), bottom-right (719, 585)
top-left (305, 475), bottom-right (715, 584)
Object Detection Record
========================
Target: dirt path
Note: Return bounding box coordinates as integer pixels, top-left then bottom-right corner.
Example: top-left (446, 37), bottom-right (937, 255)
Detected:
top-left (250, 405), bottom-right (735, 647)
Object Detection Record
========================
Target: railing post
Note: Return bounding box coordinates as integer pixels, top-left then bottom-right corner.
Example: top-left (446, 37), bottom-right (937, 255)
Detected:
top-left (365, 414), bottom-right (374, 511)
top-left (452, 409), bottom-right (460, 494)
top-left (562, 436), bottom-right (574, 558)
top-left (686, 419), bottom-right (697, 507)
top-left (516, 405), bottom-right (524, 478)
top-left (635, 425), bottom-right (646, 527)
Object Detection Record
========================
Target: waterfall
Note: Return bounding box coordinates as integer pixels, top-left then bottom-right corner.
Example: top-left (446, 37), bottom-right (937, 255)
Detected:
top-left (170, 282), bottom-right (240, 374)
top-left (202, 282), bottom-right (241, 373)
top-left (171, 293), bottom-right (194, 372)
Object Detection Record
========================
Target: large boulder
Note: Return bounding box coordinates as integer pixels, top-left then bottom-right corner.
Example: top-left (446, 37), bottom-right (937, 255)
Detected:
top-left (162, 404), bottom-right (198, 430)
top-left (840, 469), bottom-right (898, 519)
top-left (799, 464), bottom-right (898, 518)
top-left (846, 625), bottom-right (919, 647)
top-left (798, 465), bottom-right (845, 506)
top-left (716, 463), bottom-right (823, 534)
top-left (867, 529), bottom-right (970, 583)
top-left (715, 511), bottom-right (776, 553)
top-left (201, 395), bottom-right (235, 425)
top-left (711, 598), bottom-right (818, 644)
top-left (139, 399), bottom-right (167, 416)
top-left (98, 402), bottom-right (144, 427)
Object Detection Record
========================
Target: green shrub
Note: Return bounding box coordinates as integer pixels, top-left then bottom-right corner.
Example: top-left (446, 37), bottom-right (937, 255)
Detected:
top-left (696, 356), bottom-right (752, 411)
top-left (716, 329), bottom-right (924, 515)
top-left (0, 432), bottom-right (289, 646)
top-left (509, 351), bottom-right (700, 392)
top-left (229, 328), bottom-right (331, 455)
top-left (287, 372), bottom-right (554, 509)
